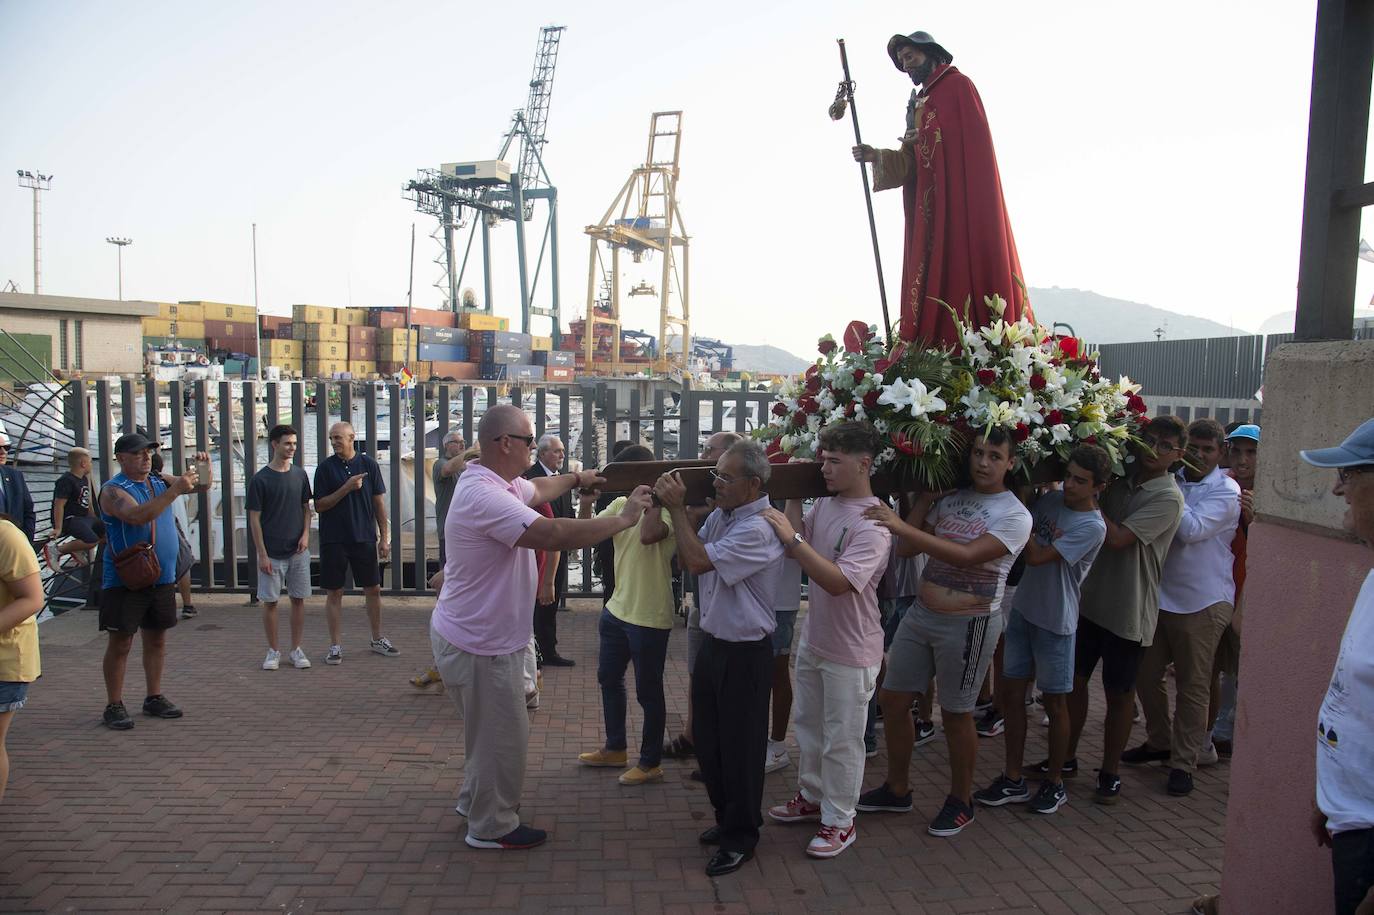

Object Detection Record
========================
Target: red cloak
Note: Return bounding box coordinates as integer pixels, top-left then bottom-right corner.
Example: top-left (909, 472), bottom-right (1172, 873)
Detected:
top-left (873, 64), bottom-right (1031, 348)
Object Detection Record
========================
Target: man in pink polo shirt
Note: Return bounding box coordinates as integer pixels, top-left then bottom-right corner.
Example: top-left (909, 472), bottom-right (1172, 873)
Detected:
top-left (431, 404), bottom-right (653, 850)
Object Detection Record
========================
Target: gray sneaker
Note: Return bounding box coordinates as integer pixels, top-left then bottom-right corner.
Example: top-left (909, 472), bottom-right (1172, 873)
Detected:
top-left (325, 645), bottom-right (343, 665)
top-left (370, 637), bottom-right (401, 657)
top-left (973, 773), bottom-right (1030, 807)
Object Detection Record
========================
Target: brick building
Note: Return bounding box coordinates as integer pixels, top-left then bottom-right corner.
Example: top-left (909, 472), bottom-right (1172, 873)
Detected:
top-left (0, 292), bottom-right (155, 378)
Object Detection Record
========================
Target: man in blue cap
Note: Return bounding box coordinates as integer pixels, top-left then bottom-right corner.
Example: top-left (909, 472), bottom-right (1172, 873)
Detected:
top-left (1301, 418), bottom-right (1374, 915)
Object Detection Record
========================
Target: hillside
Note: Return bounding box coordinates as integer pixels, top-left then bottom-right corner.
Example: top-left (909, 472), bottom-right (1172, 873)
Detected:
top-left (726, 343), bottom-right (812, 375)
top-left (1028, 287), bottom-right (1245, 344)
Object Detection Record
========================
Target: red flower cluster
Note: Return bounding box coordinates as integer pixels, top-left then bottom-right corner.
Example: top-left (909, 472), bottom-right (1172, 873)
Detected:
top-left (976, 368), bottom-right (997, 385)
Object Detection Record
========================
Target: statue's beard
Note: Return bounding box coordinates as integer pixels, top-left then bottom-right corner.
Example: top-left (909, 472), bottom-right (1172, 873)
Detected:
top-left (907, 59), bottom-right (937, 87)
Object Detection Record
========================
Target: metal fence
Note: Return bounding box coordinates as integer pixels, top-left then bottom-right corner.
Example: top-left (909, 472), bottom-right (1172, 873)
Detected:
top-left (0, 375), bottom-right (772, 608)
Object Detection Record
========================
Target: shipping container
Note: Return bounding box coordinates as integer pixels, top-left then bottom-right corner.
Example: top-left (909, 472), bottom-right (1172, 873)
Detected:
top-left (204, 319), bottom-right (257, 340)
top-left (308, 341), bottom-right (349, 361)
top-left (297, 323), bottom-right (347, 342)
top-left (270, 324), bottom-right (294, 340)
top-left (348, 325), bottom-right (378, 344)
top-left (370, 310), bottom-right (407, 329)
top-left (408, 308), bottom-right (457, 328)
top-left (417, 342), bottom-right (468, 362)
top-left (338, 308), bottom-right (368, 327)
top-left (347, 360), bottom-right (377, 376)
top-left (479, 346), bottom-right (529, 366)
top-left (506, 364), bottom-right (546, 382)
top-left (532, 350), bottom-right (577, 367)
top-left (157, 301), bottom-right (205, 322)
top-left (376, 341), bottom-right (418, 362)
top-left (530, 335), bottom-right (553, 352)
top-left (262, 339), bottom-right (303, 359)
top-left (350, 341), bottom-right (378, 361)
top-left (292, 304), bottom-right (336, 325)
top-left (377, 328), bottom-right (413, 345)
top-left (207, 336), bottom-right (258, 356)
top-left (186, 301), bottom-right (256, 324)
top-left (428, 361), bottom-right (480, 380)
top-left (469, 330), bottom-right (531, 350)
top-left (546, 366), bottom-right (576, 383)
top-left (260, 314), bottom-right (291, 332)
top-left (417, 326), bottom-right (467, 345)
top-left (304, 359), bottom-right (348, 377)
top-left (457, 312), bottom-right (504, 332)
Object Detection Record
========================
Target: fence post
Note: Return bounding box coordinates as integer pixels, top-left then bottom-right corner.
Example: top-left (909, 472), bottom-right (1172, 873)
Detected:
top-left (243, 381), bottom-right (260, 598)
top-left (413, 381), bottom-right (427, 593)
top-left (143, 379), bottom-right (159, 447)
top-left (218, 381), bottom-right (238, 590)
top-left (580, 384), bottom-right (597, 594)
top-left (629, 387), bottom-right (641, 445)
top-left (314, 381), bottom-right (329, 467)
top-left (461, 386), bottom-right (474, 444)
top-left (194, 381), bottom-right (212, 587)
top-left (70, 380), bottom-right (88, 467)
top-left (534, 386), bottom-right (546, 439)
top-left (652, 384), bottom-right (665, 459)
top-left (120, 378), bottom-right (136, 434)
top-left (291, 382), bottom-right (306, 467)
top-left (681, 375), bottom-right (698, 459)
top-left (736, 380), bottom-right (748, 434)
top-left (558, 388), bottom-right (570, 469)
top-left (388, 382), bottom-right (403, 592)
top-left (95, 380), bottom-right (114, 486)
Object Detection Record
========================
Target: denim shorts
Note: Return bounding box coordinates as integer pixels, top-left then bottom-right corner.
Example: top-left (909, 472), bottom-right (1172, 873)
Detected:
top-left (0, 680), bottom-right (30, 713)
top-left (1002, 606), bottom-right (1075, 694)
top-left (772, 609), bottom-right (797, 657)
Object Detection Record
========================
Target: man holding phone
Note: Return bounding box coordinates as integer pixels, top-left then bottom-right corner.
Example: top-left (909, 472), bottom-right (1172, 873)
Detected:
top-left (314, 422), bottom-right (395, 665)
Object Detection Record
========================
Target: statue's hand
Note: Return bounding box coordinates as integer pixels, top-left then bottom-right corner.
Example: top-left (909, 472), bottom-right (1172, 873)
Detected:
top-left (851, 144), bottom-right (876, 163)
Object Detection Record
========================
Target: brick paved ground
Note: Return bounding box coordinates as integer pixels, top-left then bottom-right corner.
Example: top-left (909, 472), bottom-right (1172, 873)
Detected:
top-left (0, 596), bottom-right (1225, 914)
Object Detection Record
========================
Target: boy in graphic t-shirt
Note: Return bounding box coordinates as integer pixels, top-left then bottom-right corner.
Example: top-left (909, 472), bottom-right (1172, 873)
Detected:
top-left (760, 421), bottom-right (890, 860)
top-left (857, 428), bottom-right (1033, 838)
top-left (974, 444), bottom-right (1109, 816)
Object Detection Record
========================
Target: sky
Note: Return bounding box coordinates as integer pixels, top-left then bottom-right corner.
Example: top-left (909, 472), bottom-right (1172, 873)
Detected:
top-left (2, 0), bottom-right (1371, 358)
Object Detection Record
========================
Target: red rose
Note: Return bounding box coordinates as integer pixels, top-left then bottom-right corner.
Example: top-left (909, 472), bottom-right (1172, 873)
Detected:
top-left (1127, 393), bottom-right (1147, 414)
top-left (818, 337), bottom-right (837, 356)
top-left (792, 410), bottom-right (806, 427)
top-left (845, 402), bottom-right (856, 418)
top-left (1029, 373), bottom-right (1047, 391)
top-left (976, 369), bottom-right (997, 386)
top-left (805, 374), bottom-right (821, 394)
top-left (800, 397), bottom-right (820, 415)
top-left (1015, 423), bottom-right (1031, 442)
top-left (852, 369), bottom-right (866, 384)
top-left (862, 390), bottom-right (880, 409)
top-left (772, 402), bottom-right (788, 417)
top-left (1058, 337), bottom-right (1080, 359)
top-left (934, 413), bottom-right (949, 425)
top-left (1045, 409), bottom-right (1064, 426)
top-left (1084, 435), bottom-right (1098, 445)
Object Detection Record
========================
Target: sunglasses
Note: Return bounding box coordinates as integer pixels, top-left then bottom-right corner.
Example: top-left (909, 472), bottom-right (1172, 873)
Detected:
top-left (501, 433), bottom-right (535, 447)
top-left (1338, 465), bottom-right (1373, 484)
top-left (0, 444), bottom-right (9, 452)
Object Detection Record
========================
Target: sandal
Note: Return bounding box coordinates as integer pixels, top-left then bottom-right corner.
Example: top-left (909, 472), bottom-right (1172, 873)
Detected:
top-left (663, 734), bottom-right (696, 759)
top-left (410, 667), bottom-right (442, 689)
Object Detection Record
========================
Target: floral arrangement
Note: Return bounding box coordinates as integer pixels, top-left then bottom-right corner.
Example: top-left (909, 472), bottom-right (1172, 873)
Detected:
top-left (758, 296), bottom-right (1148, 490)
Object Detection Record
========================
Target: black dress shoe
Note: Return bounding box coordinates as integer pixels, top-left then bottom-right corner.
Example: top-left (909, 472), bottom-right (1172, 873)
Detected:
top-left (543, 655), bottom-right (576, 667)
top-left (698, 825), bottom-right (721, 845)
top-left (705, 848), bottom-right (752, 876)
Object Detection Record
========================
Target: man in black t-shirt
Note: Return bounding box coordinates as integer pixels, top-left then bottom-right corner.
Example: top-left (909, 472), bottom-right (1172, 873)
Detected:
top-left (49, 447), bottom-right (104, 566)
top-left (248, 425), bottom-right (315, 671)
top-left (312, 421), bottom-right (395, 666)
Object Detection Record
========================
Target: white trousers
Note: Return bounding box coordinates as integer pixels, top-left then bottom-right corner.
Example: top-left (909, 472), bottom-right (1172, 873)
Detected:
top-left (793, 643), bottom-right (879, 828)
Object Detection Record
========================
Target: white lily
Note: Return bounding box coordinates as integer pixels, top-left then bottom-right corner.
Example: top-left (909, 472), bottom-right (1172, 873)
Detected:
top-left (984, 293), bottom-right (1008, 317)
top-left (1050, 423), bottom-right (1072, 444)
top-left (1013, 392), bottom-right (1044, 425)
top-left (1117, 375), bottom-right (1142, 396)
top-left (877, 377), bottom-right (916, 413)
top-left (907, 378), bottom-right (947, 418)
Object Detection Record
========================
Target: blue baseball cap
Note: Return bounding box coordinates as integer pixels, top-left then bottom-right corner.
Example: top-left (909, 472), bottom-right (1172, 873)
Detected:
top-left (1226, 424), bottom-right (1261, 443)
top-left (1300, 417), bottom-right (1374, 468)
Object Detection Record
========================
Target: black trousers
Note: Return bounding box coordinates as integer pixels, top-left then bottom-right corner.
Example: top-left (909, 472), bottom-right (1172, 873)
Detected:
top-left (691, 632), bottom-right (772, 854)
top-left (1333, 827), bottom-right (1374, 915)
top-left (533, 555), bottom-right (569, 660)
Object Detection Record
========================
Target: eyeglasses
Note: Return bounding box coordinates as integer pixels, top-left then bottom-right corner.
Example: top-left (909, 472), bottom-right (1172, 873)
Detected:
top-left (1338, 465), bottom-right (1373, 484)
top-left (709, 469), bottom-right (757, 485)
top-left (500, 433), bottom-right (535, 447)
top-left (1139, 437), bottom-right (1180, 454)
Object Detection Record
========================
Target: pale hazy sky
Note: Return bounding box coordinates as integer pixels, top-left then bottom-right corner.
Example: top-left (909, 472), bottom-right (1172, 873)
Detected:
top-left (2, 0), bottom-right (1371, 357)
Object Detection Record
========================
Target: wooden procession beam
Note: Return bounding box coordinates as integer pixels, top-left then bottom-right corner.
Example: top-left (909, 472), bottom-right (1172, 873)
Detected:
top-left (594, 456), bottom-right (1065, 504)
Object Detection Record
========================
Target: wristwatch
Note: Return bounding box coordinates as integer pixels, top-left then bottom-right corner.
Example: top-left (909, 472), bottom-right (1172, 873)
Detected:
top-left (790, 532), bottom-right (805, 550)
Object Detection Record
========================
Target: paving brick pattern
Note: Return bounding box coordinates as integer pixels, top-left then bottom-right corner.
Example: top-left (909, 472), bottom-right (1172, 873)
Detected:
top-left (1, 596), bottom-right (1225, 913)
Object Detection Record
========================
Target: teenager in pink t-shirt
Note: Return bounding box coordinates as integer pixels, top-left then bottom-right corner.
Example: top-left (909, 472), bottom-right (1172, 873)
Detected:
top-left (761, 421), bottom-right (890, 860)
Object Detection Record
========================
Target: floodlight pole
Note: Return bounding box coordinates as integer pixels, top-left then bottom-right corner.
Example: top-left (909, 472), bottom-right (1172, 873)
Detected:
top-left (17, 171), bottom-right (53, 293)
top-left (106, 236), bottom-right (132, 300)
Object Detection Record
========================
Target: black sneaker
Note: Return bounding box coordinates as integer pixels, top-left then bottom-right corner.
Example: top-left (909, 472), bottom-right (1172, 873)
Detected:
top-left (1028, 757), bottom-right (1079, 778)
top-left (1028, 780), bottom-right (1068, 814)
top-left (1121, 743), bottom-right (1170, 766)
top-left (913, 718), bottom-right (938, 747)
top-left (102, 702), bottom-right (135, 730)
top-left (864, 736), bottom-right (878, 758)
top-left (142, 695), bottom-right (184, 719)
top-left (180, 605), bottom-right (198, 620)
top-left (856, 782), bottom-right (913, 813)
top-left (1092, 770), bottom-right (1122, 805)
top-left (927, 795), bottom-right (976, 837)
top-left (464, 824), bottom-right (548, 850)
top-left (975, 707), bottom-right (1005, 738)
top-left (1167, 768), bottom-right (1194, 796)
top-left (973, 773), bottom-right (1030, 807)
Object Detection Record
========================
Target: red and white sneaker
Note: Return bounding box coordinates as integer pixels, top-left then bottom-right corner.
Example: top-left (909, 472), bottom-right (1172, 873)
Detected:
top-left (768, 792), bottom-right (822, 823)
top-left (806, 822), bottom-right (857, 858)
top-left (42, 540), bottom-right (60, 572)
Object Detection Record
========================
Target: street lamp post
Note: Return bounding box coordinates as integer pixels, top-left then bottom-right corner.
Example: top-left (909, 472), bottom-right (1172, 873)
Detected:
top-left (106, 237), bottom-right (132, 300)
top-left (16, 170), bottom-right (53, 293)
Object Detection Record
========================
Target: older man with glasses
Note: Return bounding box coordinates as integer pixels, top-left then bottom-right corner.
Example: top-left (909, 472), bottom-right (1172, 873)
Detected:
top-left (0, 434), bottom-right (36, 545)
top-left (656, 440), bottom-right (784, 876)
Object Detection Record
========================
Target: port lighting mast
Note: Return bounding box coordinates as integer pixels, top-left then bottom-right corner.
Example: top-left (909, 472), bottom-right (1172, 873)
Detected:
top-left (16, 170), bottom-right (52, 294)
top-left (582, 111), bottom-right (690, 376)
top-left (403, 25), bottom-right (565, 342)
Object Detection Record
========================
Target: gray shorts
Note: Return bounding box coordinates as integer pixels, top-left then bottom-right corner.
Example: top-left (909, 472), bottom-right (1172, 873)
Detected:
top-left (257, 551), bottom-right (312, 603)
top-left (883, 600), bottom-right (1004, 714)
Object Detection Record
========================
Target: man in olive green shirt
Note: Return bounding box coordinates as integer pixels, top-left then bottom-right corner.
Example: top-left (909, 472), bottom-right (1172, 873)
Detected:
top-left (1066, 415), bottom-right (1187, 805)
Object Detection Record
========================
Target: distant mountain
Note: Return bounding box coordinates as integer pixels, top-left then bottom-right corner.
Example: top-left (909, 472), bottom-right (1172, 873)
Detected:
top-left (727, 343), bottom-right (811, 375)
top-left (1028, 287), bottom-right (1246, 344)
top-left (1258, 308), bottom-right (1374, 335)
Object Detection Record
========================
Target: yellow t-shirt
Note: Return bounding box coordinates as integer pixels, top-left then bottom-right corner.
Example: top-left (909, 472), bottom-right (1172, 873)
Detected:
top-left (0, 519), bottom-right (41, 682)
top-left (596, 497), bottom-right (677, 630)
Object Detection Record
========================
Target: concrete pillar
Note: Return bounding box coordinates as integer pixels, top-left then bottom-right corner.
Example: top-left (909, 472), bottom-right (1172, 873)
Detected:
top-left (1220, 340), bottom-right (1374, 913)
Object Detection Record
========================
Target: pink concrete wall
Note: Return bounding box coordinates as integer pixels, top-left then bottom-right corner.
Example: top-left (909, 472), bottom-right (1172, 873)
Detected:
top-left (1220, 521), bottom-right (1371, 914)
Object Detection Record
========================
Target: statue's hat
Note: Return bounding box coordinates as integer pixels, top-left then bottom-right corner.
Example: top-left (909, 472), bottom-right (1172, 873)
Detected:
top-left (887, 31), bottom-right (952, 70)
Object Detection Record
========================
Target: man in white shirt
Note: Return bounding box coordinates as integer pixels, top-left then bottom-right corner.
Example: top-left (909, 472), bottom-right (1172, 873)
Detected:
top-left (1126, 418), bottom-right (1240, 798)
top-left (1302, 417), bottom-right (1374, 915)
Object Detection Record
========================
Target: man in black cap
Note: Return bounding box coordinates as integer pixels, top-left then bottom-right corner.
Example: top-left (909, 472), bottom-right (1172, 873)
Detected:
top-left (851, 30), bottom-right (1031, 348)
top-left (95, 432), bottom-right (210, 730)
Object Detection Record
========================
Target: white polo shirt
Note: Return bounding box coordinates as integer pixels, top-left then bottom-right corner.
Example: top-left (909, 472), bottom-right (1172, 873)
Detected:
top-left (1158, 465), bottom-right (1241, 615)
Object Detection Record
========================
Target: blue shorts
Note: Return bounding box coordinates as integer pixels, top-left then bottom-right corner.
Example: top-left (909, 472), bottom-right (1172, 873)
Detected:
top-left (1002, 606), bottom-right (1075, 695)
top-left (772, 609), bottom-right (797, 657)
top-left (0, 680), bottom-right (30, 713)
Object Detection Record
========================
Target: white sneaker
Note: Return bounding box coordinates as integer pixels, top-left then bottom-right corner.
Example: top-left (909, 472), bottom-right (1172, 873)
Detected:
top-left (289, 647), bottom-right (312, 669)
top-left (1197, 742), bottom-right (1220, 767)
top-left (262, 649), bottom-right (281, 671)
top-left (525, 690), bottom-right (540, 710)
top-left (764, 741), bottom-right (791, 773)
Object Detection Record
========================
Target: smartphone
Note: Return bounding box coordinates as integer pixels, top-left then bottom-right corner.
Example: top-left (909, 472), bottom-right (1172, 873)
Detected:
top-left (194, 458), bottom-right (212, 484)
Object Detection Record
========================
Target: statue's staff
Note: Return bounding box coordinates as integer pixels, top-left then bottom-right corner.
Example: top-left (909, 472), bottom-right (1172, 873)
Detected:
top-left (830, 38), bottom-right (892, 343)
